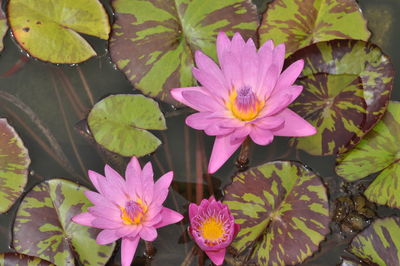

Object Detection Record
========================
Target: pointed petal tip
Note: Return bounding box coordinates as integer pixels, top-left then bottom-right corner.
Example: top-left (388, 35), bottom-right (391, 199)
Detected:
top-left (205, 249), bottom-right (226, 266)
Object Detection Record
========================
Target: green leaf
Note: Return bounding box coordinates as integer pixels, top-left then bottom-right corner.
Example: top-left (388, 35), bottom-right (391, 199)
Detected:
top-left (336, 101), bottom-right (400, 208)
top-left (88, 94), bottom-right (167, 157)
top-left (13, 179), bottom-right (115, 265)
top-left (0, 0), bottom-right (8, 52)
top-left (7, 0), bottom-right (110, 64)
top-left (109, 0), bottom-right (258, 104)
top-left (287, 40), bottom-right (394, 155)
top-left (0, 253), bottom-right (53, 266)
top-left (259, 0), bottom-right (370, 56)
top-left (349, 217), bottom-right (400, 265)
top-left (0, 118), bottom-right (30, 214)
top-left (223, 161), bottom-right (330, 265)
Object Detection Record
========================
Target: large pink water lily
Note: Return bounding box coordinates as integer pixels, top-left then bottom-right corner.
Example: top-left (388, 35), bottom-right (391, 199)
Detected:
top-left (171, 32), bottom-right (316, 173)
top-left (72, 157), bottom-right (183, 266)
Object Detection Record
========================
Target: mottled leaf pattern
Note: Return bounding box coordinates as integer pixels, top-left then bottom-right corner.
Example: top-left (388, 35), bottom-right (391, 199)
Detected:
top-left (7, 0), bottom-right (110, 63)
top-left (350, 217), bottom-right (400, 265)
top-left (259, 0), bottom-right (370, 56)
top-left (0, 253), bottom-right (53, 266)
top-left (223, 161), bottom-right (330, 265)
top-left (13, 179), bottom-right (115, 265)
top-left (0, 0), bottom-right (7, 52)
top-left (0, 118), bottom-right (30, 214)
top-left (336, 101), bottom-right (400, 208)
top-left (287, 40), bottom-right (394, 155)
top-left (109, 0), bottom-right (258, 104)
top-left (88, 94), bottom-right (166, 157)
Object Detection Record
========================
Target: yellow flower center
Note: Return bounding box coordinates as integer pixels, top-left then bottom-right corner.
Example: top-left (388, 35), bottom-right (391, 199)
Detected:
top-left (226, 86), bottom-right (264, 121)
top-left (120, 199), bottom-right (147, 225)
top-left (200, 217), bottom-right (225, 241)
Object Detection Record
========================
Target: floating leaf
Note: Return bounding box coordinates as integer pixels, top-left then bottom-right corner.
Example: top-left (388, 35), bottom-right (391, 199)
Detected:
top-left (259, 0), bottom-right (370, 56)
top-left (223, 161), bottom-right (330, 265)
top-left (7, 0), bottom-right (110, 63)
top-left (0, 118), bottom-right (30, 214)
top-left (349, 217), bottom-right (400, 265)
top-left (0, 0), bottom-right (8, 52)
top-left (13, 179), bottom-right (115, 265)
top-left (109, 0), bottom-right (258, 104)
top-left (0, 253), bottom-right (53, 265)
top-left (336, 101), bottom-right (400, 208)
top-left (286, 40), bottom-right (394, 155)
top-left (88, 94), bottom-right (166, 157)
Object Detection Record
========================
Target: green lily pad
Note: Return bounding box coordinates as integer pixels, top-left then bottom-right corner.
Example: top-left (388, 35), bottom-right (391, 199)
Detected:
top-left (349, 217), bottom-right (400, 265)
top-left (7, 0), bottom-right (110, 64)
top-left (0, 118), bottom-right (30, 214)
top-left (287, 40), bottom-right (394, 155)
top-left (0, 0), bottom-right (8, 52)
top-left (0, 253), bottom-right (53, 265)
top-left (88, 94), bottom-right (167, 157)
top-left (223, 161), bottom-right (330, 265)
top-left (13, 178), bottom-right (115, 265)
top-left (109, 0), bottom-right (258, 104)
top-left (336, 101), bottom-right (400, 208)
top-left (259, 0), bottom-right (370, 56)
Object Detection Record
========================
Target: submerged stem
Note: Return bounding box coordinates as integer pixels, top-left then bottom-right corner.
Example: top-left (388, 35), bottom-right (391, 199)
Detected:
top-left (236, 137), bottom-right (251, 171)
top-left (144, 241), bottom-right (155, 258)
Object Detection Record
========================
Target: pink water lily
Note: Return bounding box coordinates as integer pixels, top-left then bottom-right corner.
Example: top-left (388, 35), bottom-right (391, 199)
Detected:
top-left (72, 157), bottom-right (183, 266)
top-left (171, 32), bottom-right (316, 173)
top-left (189, 196), bottom-right (239, 265)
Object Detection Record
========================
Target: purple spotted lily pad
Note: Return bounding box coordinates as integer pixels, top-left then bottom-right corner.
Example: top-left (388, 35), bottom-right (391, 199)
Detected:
top-left (0, 0), bottom-right (7, 52)
top-left (223, 161), bottom-right (330, 265)
top-left (0, 253), bottom-right (53, 265)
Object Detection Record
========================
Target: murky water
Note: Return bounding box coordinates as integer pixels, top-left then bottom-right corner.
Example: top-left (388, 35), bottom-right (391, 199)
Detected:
top-left (0, 0), bottom-right (399, 265)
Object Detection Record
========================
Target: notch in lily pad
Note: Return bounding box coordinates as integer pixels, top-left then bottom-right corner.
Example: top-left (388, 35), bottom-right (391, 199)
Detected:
top-left (7, 0), bottom-right (110, 64)
top-left (223, 161), bottom-right (330, 265)
top-left (88, 94), bottom-right (167, 157)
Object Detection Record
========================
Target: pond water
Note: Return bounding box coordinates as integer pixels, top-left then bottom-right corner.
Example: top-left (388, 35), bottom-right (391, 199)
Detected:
top-left (0, 0), bottom-right (399, 265)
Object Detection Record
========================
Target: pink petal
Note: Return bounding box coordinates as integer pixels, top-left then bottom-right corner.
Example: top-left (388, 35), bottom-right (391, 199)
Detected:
top-left (203, 120), bottom-right (236, 136)
top-left (154, 207), bottom-right (184, 228)
top-left (170, 87), bottom-right (206, 109)
top-left (72, 212), bottom-right (96, 227)
top-left (258, 94), bottom-right (291, 118)
top-left (272, 109), bottom-right (317, 136)
top-left (259, 64), bottom-right (281, 100)
top-left (233, 223), bottom-right (240, 238)
top-left (141, 162), bottom-right (154, 204)
top-left (221, 51), bottom-right (242, 89)
top-left (216, 32), bottom-right (231, 65)
top-left (230, 32), bottom-right (245, 59)
top-left (121, 237), bottom-right (140, 266)
top-left (139, 226), bottom-right (158, 241)
top-left (182, 90), bottom-right (222, 112)
top-left (274, 59), bottom-right (304, 91)
top-left (104, 164), bottom-right (125, 189)
top-left (208, 134), bottom-right (243, 174)
top-left (188, 203), bottom-right (199, 221)
top-left (256, 40), bottom-right (274, 95)
top-left (240, 39), bottom-right (258, 89)
top-left (88, 205), bottom-right (121, 221)
top-left (269, 85), bottom-right (303, 107)
top-left (152, 171), bottom-right (173, 205)
top-left (97, 177), bottom-right (126, 206)
top-left (88, 170), bottom-right (105, 194)
top-left (205, 249), bottom-right (226, 266)
top-left (252, 116), bottom-right (284, 130)
top-left (185, 112), bottom-right (214, 130)
top-left (272, 43), bottom-right (286, 73)
top-left (230, 126), bottom-right (251, 145)
top-left (126, 157), bottom-right (142, 194)
top-left (84, 191), bottom-right (116, 210)
top-left (92, 217), bottom-right (123, 229)
top-left (117, 225), bottom-right (140, 238)
top-left (96, 229), bottom-right (121, 245)
top-left (249, 127), bottom-right (274, 146)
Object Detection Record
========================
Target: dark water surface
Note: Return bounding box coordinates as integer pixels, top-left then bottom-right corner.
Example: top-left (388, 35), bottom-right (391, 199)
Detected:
top-left (0, 0), bottom-right (399, 265)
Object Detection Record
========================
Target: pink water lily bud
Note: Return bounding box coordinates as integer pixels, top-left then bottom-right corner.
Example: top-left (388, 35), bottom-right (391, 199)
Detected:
top-left (188, 196), bottom-right (240, 265)
top-left (72, 157), bottom-right (184, 266)
top-left (171, 32), bottom-right (316, 174)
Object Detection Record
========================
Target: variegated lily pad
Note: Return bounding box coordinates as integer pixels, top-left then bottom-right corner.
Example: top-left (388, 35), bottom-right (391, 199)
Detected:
top-left (0, 253), bottom-right (53, 265)
top-left (88, 94), bottom-right (167, 157)
top-left (287, 40), bottom-right (394, 155)
top-left (109, 0), bottom-right (258, 104)
top-left (259, 0), bottom-right (370, 56)
top-left (13, 179), bottom-right (115, 265)
top-left (0, 118), bottom-right (30, 213)
top-left (349, 217), bottom-right (400, 265)
top-left (336, 101), bottom-right (400, 208)
top-left (223, 161), bottom-right (330, 265)
top-left (7, 0), bottom-right (110, 63)
top-left (0, 0), bottom-right (8, 52)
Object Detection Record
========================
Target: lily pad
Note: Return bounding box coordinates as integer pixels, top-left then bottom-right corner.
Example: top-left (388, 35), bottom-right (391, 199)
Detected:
top-left (7, 0), bottom-right (110, 64)
top-left (223, 161), bottom-right (330, 265)
top-left (349, 217), bottom-right (400, 265)
top-left (259, 0), bottom-right (370, 56)
top-left (0, 118), bottom-right (30, 214)
top-left (0, 253), bottom-right (53, 265)
top-left (287, 40), bottom-right (394, 155)
top-left (13, 178), bottom-right (115, 265)
top-left (88, 94), bottom-right (167, 157)
top-left (0, 0), bottom-right (8, 52)
top-left (109, 0), bottom-right (258, 104)
top-left (336, 101), bottom-right (400, 208)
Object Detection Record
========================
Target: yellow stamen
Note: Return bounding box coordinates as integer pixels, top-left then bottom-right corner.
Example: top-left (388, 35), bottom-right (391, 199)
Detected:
top-left (120, 199), bottom-right (147, 225)
top-left (200, 217), bottom-right (225, 241)
top-left (226, 89), bottom-right (264, 121)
